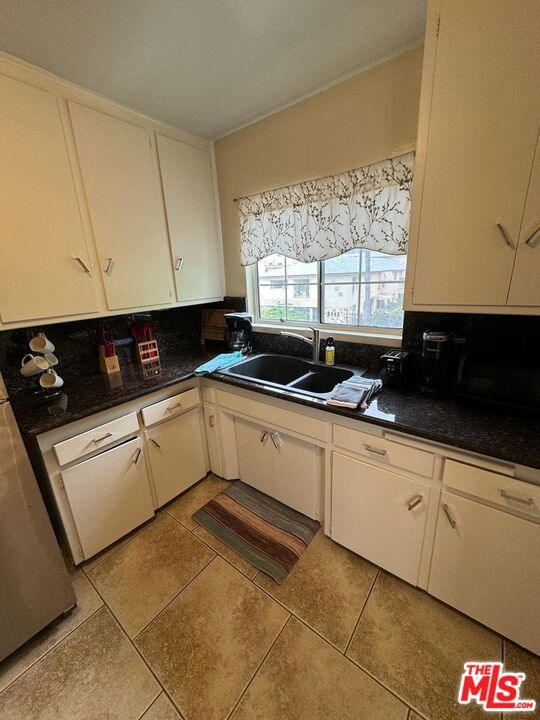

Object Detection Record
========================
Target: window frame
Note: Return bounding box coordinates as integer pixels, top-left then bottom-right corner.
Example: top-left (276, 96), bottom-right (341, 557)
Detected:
top-left (248, 252), bottom-right (405, 340)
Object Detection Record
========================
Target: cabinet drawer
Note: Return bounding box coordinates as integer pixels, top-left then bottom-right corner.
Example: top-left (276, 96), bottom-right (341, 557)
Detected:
top-left (141, 387), bottom-right (200, 427)
top-left (54, 413), bottom-right (139, 466)
top-left (443, 460), bottom-right (540, 519)
top-left (333, 424), bottom-right (435, 478)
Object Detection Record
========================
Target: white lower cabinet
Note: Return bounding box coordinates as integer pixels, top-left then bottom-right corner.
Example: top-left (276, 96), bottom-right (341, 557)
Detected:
top-left (330, 452), bottom-right (430, 585)
top-left (203, 403), bottom-right (223, 477)
top-left (61, 437), bottom-right (154, 560)
top-left (428, 491), bottom-right (540, 655)
top-left (146, 407), bottom-right (207, 507)
top-left (235, 417), bottom-right (319, 518)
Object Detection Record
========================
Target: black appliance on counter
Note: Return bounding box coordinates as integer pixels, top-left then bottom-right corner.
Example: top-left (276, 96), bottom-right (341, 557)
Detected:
top-left (380, 349), bottom-right (411, 388)
top-left (454, 335), bottom-right (540, 415)
top-left (420, 330), bottom-right (453, 396)
top-left (224, 312), bottom-right (253, 352)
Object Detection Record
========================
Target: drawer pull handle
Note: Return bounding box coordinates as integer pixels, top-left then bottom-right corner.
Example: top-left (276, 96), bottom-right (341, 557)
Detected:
top-left (525, 223), bottom-right (540, 245)
top-left (175, 257), bottom-right (184, 271)
top-left (150, 438), bottom-right (161, 449)
top-left (364, 444), bottom-right (387, 456)
top-left (407, 495), bottom-right (423, 511)
top-left (167, 402), bottom-right (183, 412)
top-left (260, 431), bottom-right (269, 443)
top-left (209, 415), bottom-right (215, 428)
top-left (500, 489), bottom-right (535, 507)
top-left (104, 257), bottom-right (114, 275)
top-left (443, 504), bottom-right (457, 529)
top-left (93, 432), bottom-right (112, 443)
top-left (133, 448), bottom-right (142, 464)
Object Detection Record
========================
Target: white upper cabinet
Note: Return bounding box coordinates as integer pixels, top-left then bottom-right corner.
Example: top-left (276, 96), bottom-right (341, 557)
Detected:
top-left (0, 75), bottom-right (97, 323)
top-left (69, 102), bottom-right (173, 311)
top-left (156, 134), bottom-right (223, 303)
top-left (507, 130), bottom-right (540, 306)
top-left (409, 0), bottom-right (540, 310)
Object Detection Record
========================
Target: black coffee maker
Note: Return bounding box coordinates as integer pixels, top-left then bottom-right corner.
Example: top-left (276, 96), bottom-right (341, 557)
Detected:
top-left (224, 313), bottom-right (253, 353)
top-left (420, 330), bottom-right (453, 396)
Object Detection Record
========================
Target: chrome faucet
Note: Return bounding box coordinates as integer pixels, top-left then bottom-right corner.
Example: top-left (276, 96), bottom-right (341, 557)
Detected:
top-left (280, 327), bottom-right (321, 363)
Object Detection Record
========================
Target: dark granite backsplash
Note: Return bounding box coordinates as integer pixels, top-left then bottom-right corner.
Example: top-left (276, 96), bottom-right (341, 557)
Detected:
top-left (0, 297), bottom-right (245, 393)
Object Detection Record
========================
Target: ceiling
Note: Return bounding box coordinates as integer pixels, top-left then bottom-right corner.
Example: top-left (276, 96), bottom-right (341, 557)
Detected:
top-left (0, 0), bottom-right (426, 139)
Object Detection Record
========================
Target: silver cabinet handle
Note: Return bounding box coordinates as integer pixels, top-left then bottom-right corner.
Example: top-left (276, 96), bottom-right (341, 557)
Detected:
top-left (443, 503), bottom-right (457, 529)
top-left (525, 223), bottom-right (540, 245)
top-left (364, 444), bottom-right (387, 456)
top-left (104, 257), bottom-right (114, 275)
top-left (175, 257), bottom-right (184, 271)
top-left (407, 495), bottom-right (423, 511)
top-left (209, 415), bottom-right (215, 428)
top-left (496, 223), bottom-right (515, 249)
top-left (133, 448), bottom-right (142, 464)
top-left (271, 432), bottom-right (282, 448)
top-left (74, 257), bottom-right (91, 274)
top-left (500, 489), bottom-right (535, 507)
top-left (92, 432), bottom-right (112, 443)
top-left (260, 431), bottom-right (269, 443)
top-left (150, 438), bottom-right (161, 449)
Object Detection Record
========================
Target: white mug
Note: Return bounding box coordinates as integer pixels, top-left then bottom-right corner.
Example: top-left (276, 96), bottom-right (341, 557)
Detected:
top-left (29, 333), bottom-right (55, 354)
top-left (39, 369), bottom-right (64, 390)
top-left (44, 352), bottom-right (58, 367)
top-left (20, 354), bottom-right (50, 377)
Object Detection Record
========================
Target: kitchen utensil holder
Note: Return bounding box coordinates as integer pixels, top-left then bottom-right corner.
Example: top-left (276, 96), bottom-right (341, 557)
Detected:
top-left (98, 346), bottom-right (121, 374)
top-left (135, 340), bottom-right (160, 365)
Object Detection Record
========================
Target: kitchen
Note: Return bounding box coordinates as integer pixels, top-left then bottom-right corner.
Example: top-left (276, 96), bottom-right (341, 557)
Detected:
top-left (0, 1), bottom-right (539, 719)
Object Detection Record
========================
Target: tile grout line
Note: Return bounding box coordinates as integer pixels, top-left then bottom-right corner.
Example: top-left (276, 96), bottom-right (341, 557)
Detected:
top-left (344, 567), bottom-right (380, 655)
top-left (83, 570), bottom-right (184, 718)
top-left (225, 615), bottom-right (293, 720)
top-left (0, 604), bottom-right (104, 697)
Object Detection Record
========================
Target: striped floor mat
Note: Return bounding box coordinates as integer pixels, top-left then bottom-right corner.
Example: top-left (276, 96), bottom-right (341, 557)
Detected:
top-left (192, 482), bottom-right (320, 583)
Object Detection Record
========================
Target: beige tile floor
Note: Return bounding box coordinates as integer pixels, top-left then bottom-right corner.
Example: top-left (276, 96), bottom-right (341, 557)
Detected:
top-left (0, 474), bottom-right (538, 720)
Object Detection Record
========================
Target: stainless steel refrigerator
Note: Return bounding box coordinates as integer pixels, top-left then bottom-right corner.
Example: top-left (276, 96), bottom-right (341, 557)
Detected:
top-left (0, 372), bottom-right (75, 661)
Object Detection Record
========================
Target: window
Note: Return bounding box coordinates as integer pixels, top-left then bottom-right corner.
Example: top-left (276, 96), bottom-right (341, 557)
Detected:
top-left (254, 248), bottom-right (406, 330)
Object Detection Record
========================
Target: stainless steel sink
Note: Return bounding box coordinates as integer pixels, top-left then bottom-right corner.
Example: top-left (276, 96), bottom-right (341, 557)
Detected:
top-left (220, 353), bottom-right (364, 399)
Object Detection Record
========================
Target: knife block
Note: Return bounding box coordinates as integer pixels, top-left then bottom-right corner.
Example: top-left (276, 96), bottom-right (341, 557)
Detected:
top-left (98, 346), bottom-right (121, 374)
top-left (135, 340), bottom-right (160, 365)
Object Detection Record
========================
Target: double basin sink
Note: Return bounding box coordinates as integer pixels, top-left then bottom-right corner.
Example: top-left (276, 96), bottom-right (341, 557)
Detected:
top-left (220, 353), bottom-right (364, 399)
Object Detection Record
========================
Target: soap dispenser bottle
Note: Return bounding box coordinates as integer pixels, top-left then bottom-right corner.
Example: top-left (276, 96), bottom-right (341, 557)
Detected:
top-left (325, 337), bottom-right (335, 366)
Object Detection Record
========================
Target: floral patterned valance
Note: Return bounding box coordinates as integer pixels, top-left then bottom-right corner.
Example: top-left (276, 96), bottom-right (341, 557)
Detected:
top-left (236, 151), bottom-right (414, 266)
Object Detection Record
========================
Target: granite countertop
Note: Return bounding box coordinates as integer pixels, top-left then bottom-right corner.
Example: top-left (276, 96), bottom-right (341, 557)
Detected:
top-left (6, 351), bottom-right (540, 470)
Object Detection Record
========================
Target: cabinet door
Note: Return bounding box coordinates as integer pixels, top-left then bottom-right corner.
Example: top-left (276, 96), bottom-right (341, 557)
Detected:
top-left (412, 1), bottom-right (540, 306)
top-left (0, 75), bottom-right (97, 323)
top-left (147, 407), bottom-right (206, 507)
top-left (62, 438), bottom-right (154, 560)
top-left (331, 452), bottom-right (429, 585)
top-left (272, 432), bottom-right (318, 519)
top-left (508, 129), bottom-right (540, 306)
top-left (235, 418), bottom-right (274, 496)
top-left (203, 403), bottom-right (222, 477)
top-left (156, 134), bottom-right (223, 303)
top-left (69, 102), bottom-right (172, 310)
top-left (429, 491), bottom-right (540, 655)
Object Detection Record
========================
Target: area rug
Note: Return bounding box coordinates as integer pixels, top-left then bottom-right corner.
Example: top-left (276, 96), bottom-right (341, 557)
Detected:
top-left (192, 482), bottom-right (320, 583)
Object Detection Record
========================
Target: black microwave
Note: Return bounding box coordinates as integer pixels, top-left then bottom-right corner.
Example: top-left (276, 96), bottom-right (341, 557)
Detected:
top-left (454, 337), bottom-right (540, 415)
